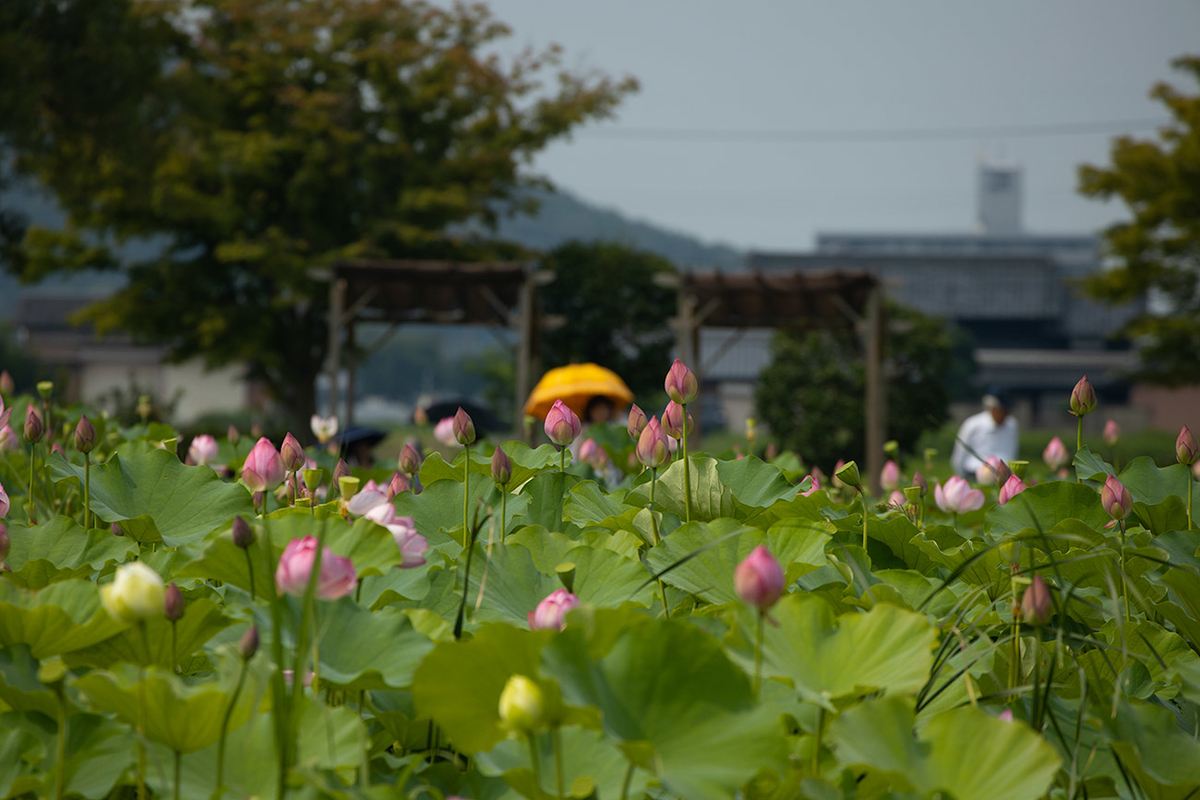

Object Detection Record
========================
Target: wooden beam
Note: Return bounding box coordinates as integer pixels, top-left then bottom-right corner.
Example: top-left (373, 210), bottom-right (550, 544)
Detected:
top-left (326, 277), bottom-right (346, 419)
top-left (864, 287), bottom-right (886, 496)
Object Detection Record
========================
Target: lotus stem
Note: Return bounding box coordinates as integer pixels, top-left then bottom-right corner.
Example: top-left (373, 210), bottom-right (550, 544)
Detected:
top-left (619, 762), bottom-right (635, 800)
top-left (54, 686), bottom-right (67, 800)
top-left (554, 726), bottom-right (565, 800)
top-left (216, 657), bottom-right (249, 798)
top-left (137, 623), bottom-right (148, 800)
top-left (1119, 518), bottom-right (1129, 623)
top-left (173, 750), bottom-right (181, 800)
top-left (649, 468), bottom-right (660, 546)
top-left (463, 444), bottom-right (470, 545)
top-left (860, 488), bottom-right (869, 551)
top-left (244, 548), bottom-right (256, 601)
top-left (84, 457), bottom-right (91, 529)
top-left (681, 402), bottom-right (692, 523)
top-left (812, 707), bottom-right (824, 775)
top-left (528, 735), bottom-right (544, 798)
top-left (1188, 469), bottom-right (1195, 531)
top-left (753, 610), bottom-right (764, 699)
top-left (1075, 417), bottom-right (1083, 482)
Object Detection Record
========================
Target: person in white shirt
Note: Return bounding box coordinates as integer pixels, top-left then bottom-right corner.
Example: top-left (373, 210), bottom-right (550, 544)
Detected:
top-left (950, 389), bottom-right (1018, 480)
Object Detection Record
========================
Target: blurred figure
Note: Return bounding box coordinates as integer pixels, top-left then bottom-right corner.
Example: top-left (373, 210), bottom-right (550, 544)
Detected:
top-left (950, 389), bottom-right (1018, 480)
top-left (584, 395), bottom-right (615, 424)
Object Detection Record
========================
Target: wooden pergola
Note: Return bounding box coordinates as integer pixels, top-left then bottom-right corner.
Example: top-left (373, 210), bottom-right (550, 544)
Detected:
top-left (317, 259), bottom-right (550, 436)
top-left (657, 269), bottom-right (888, 493)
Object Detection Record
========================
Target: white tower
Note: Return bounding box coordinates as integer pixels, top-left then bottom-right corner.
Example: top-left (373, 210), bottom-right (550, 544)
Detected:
top-left (976, 155), bottom-right (1022, 235)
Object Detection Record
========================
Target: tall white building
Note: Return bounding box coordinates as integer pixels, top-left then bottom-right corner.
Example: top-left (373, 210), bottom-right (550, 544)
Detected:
top-left (976, 156), bottom-right (1022, 235)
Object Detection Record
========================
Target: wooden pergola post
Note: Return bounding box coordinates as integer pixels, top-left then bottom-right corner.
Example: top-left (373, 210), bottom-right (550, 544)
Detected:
top-left (326, 277), bottom-right (346, 420)
top-left (514, 268), bottom-right (536, 441)
top-left (864, 286), bottom-right (887, 496)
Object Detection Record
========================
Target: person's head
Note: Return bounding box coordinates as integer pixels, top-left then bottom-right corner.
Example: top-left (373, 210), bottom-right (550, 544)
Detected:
top-left (584, 395), bottom-right (614, 424)
top-left (983, 388), bottom-right (1013, 424)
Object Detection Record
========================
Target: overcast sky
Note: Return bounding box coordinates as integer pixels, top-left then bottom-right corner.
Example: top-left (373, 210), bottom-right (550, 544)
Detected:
top-left (484, 1), bottom-right (1200, 252)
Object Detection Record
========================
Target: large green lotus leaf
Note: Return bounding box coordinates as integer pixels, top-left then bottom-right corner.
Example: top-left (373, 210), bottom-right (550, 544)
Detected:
top-left (0, 580), bottom-right (126, 658)
top-left (542, 618), bottom-right (787, 800)
top-left (512, 471), bottom-right (583, 534)
top-left (476, 727), bottom-right (652, 800)
top-left (419, 443), bottom-right (562, 489)
top-left (625, 455), bottom-right (738, 522)
top-left (394, 473), bottom-right (525, 549)
top-left (986, 480), bottom-right (1110, 538)
top-left (1078, 620), bottom-right (1200, 701)
top-left (1075, 444), bottom-right (1116, 484)
top-left (49, 449), bottom-right (254, 546)
top-left (0, 711), bottom-right (50, 798)
top-left (412, 623), bottom-right (554, 753)
top-left (177, 513), bottom-right (411, 597)
top-left (1107, 700), bottom-right (1200, 799)
top-left (713, 455), bottom-right (799, 511)
top-left (756, 493), bottom-right (829, 526)
top-left (645, 518), bottom-right (830, 605)
top-left (1119, 457), bottom-right (1199, 533)
top-left (73, 664), bottom-right (259, 754)
top-left (61, 597), bottom-right (229, 670)
top-left (563, 480), bottom-right (629, 527)
top-left (727, 594), bottom-right (936, 709)
top-left (312, 600), bottom-right (433, 690)
top-left (0, 644), bottom-right (59, 717)
top-left (830, 695), bottom-right (1060, 800)
top-left (2, 517), bottom-right (138, 590)
top-left (56, 714), bottom-right (136, 800)
top-left (357, 565), bottom-right (434, 610)
top-left (865, 516), bottom-right (937, 574)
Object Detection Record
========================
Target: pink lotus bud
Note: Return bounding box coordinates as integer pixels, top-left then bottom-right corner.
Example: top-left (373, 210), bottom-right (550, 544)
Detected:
top-left (274, 536), bottom-right (357, 600)
top-left (387, 472), bottom-right (410, 500)
top-left (309, 414), bottom-right (338, 444)
top-left (386, 516), bottom-right (428, 568)
top-left (998, 709), bottom-right (1014, 723)
top-left (241, 437), bottom-right (285, 492)
top-left (1103, 419), bottom-right (1120, 447)
top-left (491, 447), bottom-right (512, 484)
top-left (433, 417), bottom-right (457, 446)
top-left (544, 400), bottom-right (582, 447)
top-left (250, 423), bottom-right (263, 439)
top-left (911, 470), bottom-right (928, 497)
top-left (934, 476), bottom-right (985, 515)
top-left (528, 588), bottom-right (581, 631)
top-left (227, 424), bottom-right (240, 446)
top-left (1069, 375), bottom-right (1096, 416)
top-left (1101, 474), bottom-right (1133, 520)
top-left (1043, 436), bottom-right (1070, 471)
top-left (332, 458), bottom-right (351, 484)
top-left (888, 490), bottom-right (907, 508)
top-left (111, 522), bottom-right (124, 537)
top-left (636, 417), bottom-right (671, 468)
top-left (51, 443), bottom-right (65, 459)
top-left (661, 400), bottom-right (694, 440)
top-left (0, 481), bottom-right (8, 519)
top-left (452, 407), bottom-right (476, 446)
top-left (398, 443), bottom-right (422, 475)
top-left (1021, 574), bottom-right (1052, 626)
top-left (239, 625), bottom-right (259, 661)
top-left (627, 404), bottom-right (648, 441)
top-left (735, 545), bottom-right (786, 611)
top-left (0, 370), bottom-right (12, 397)
top-left (24, 406), bottom-right (43, 444)
top-left (280, 432), bottom-right (306, 472)
top-left (664, 358), bottom-right (699, 404)
top-left (0, 521), bottom-right (8, 562)
top-left (998, 475), bottom-right (1027, 506)
top-left (188, 434), bottom-right (219, 466)
top-left (164, 582), bottom-right (185, 622)
top-left (1177, 425), bottom-right (1199, 467)
top-left (880, 460), bottom-right (900, 491)
top-left (975, 455), bottom-right (1004, 486)
top-left (0, 425), bottom-right (16, 452)
top-left (232, 516), bottom-right (254, 548)
top-left (579, 438), bottom-right (606, 468)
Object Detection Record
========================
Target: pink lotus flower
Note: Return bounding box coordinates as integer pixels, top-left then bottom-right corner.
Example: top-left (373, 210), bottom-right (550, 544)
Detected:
top-left (398, 443), bottom-right (422, 475)
top-left (627, 404), bottom-right (648, 441)
top-left (385, 516), bottom-right (428, 568)
top-left (888, 490), bottom-right (907, 508)
top-left (433, 417), bottom-right (457, 446)
top-left (1103, 419), bottom-right (1120, 447)
top-left (528, 589), bottom-right (580, 631)
top-left (975, 455), bottom-right (1004, 486)
top-left (491, 447), bottom-right (512, 484)
top-left (664, 358), bottom-right (699, 405)
top-left (241, 437), bottom-right (285, 492)
top-left (280, 432), bottom-right (306, 472)
top-left (0, 395), bottom-right (9, 431)
top-left (880, 460), bottom-right (900, 491)
top-left (275, 536), bottom-right (357, 600)
top-left (387, 472), bottom-right (410, 500)
top-left (636, 417), bottom-right (670, 468)
top-left (578, 438), bottom-right (606, 468)
top-left (998, 709), bottom-right (1014, 722)
top-left (348, 490), bottom-right (428, 568)
top-left (452, 407), bottom-right (476, 445)
top-left (934, 476), bottom-right (985, 515)
top-left (1101, 474), bottom-right (1133, 520)
top-left (735, 545), bottom-right (786, 611)
top-left (1178, 425), bottom-right (1199, 467)
top-left (1069, 375), bottom-right (1096, 416)
top-left (0, 481), bottom-right (8, 519)
top-left (998, 475), bottom-right (1028, 506)
top-left (310, 415), bottom-right (338, 444)
top-left (188, 434), bottom-right (219, 466)
top-left (544, 400), bottom-right (582, 447)
top-left (1043, 436), bottom-right (1070, 471)
top-left (799, 473), bottom-right (821, 497)
top-left (661, 400), bottom-right (693, 440)
top-left (0, 424), bottom-right (17, 452)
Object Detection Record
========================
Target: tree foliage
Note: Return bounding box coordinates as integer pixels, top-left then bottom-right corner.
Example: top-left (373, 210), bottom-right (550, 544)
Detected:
top-left (1078, 55), bottom-right (1200, 386)
top-left (539, 241), bottom-right (676, 402)
top-left (755, 305), bottom-right (969, 470)
top-left (1, 0), bottom-right (636, 422)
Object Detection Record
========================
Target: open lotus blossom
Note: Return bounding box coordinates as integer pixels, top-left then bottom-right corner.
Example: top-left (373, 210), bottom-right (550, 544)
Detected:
top-left (998, 475), bottom-right (1028, 506)
top-left (0, 395), bottom-right (9, 430)
top-left (433, 417), bottom-right (457, 446)
top-left (188, 434), bottom-right (219, 466)
top-left (241, 437), bottom-right (285, 492)
top-left (799, 473), bottom-right (821, 497)
top-left (934, 476), bottom-right (985, 515)
top-left (310, 415), bottom-right (338, 444)
top-left (275, 536), bottom-right (357, 600)
top-left (347, 489), bottom-right (428, 567)
top-left (0, 424), bottom-right (16, 452)
top-left (880, 460), bottom-right (900, 491)
top-left (1043, 436), bottom-right (1070, 471)
top-left (0, 480), bottom-right (8, 519)
top-left (528, 588), bottom-right (580, 631)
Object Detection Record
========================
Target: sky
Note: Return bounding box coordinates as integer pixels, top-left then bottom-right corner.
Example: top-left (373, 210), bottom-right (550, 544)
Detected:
top-left (483, 1), bottom-right (1200, 252)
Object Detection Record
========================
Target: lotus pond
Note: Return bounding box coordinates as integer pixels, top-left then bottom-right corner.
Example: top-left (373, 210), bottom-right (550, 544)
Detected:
top-left (1, 372), bottom-right (1200, 800)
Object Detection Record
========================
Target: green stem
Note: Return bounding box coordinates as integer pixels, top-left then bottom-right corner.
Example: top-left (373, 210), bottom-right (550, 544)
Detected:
top-left (244, 548), bottom-right (256, 601)
top-left (560, 445), bottom-right (566, 474)
top-left (553, 727), bottom-right (565, 799)
top-left (215, 659), bottom-right (249, 798)
top-left (681, 402), bottom-right (692, 524)
top-left (1075, 417), bottom-right (1083, 482)
top-left (619, 761), bottom-right (635, 800)
top-left (28, 443), bottom-right (36, 524)
top-left (137, 629), bottom-right (148, 800)
top-left (171, 620), bottom-right (178, 674)
top-left (528, 735), bottom-right (544, 798)
top-left (812, 707), bottom-right (824, 775)
top-left (84, 458), bottom-right (91, 529)
top-left (500, 489), bottom-right (507, 541)
top-left (1188, 470), bottom-right (1195, 531)
top-left (173, 749), bottom-right (181, 800)
top-left (292, 519), bottom-right (328, 726)
top-left (860, 489), bottom-right (869, 551)
top-left (753, 610), bottom-right (764, 699)
top-left (1119, 518), bottom-right (1129, 623)
top-left (261, 528), bottom-right (291, 800)
top-left (54, 687), bottom-right (67, 800)
top-left (649, 469), bottom-right (660, 546)
top-left (463, 443), bottom-right (471, 544)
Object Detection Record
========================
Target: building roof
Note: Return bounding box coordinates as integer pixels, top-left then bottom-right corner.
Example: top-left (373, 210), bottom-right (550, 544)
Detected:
top-left (671, 268), bottom-right (878, 330)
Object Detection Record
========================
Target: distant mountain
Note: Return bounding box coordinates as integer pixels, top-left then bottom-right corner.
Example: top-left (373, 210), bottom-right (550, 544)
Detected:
top-left (494, 188), bottom-right (745, 271)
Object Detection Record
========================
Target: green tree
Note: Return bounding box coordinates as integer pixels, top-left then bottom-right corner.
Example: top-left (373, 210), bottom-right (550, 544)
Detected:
top-left (1078, 55), bottom-right (1200, 385)
top-left (539, 241), bottom-right (676, 401)
top-left (755, 305), bottom-right (970, 470)
top-left (2, 0), bottom-right (635, 424)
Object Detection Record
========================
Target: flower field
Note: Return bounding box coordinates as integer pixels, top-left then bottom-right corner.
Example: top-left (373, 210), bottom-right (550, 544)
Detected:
top-left (1, 368), bottom-right (1200, 800)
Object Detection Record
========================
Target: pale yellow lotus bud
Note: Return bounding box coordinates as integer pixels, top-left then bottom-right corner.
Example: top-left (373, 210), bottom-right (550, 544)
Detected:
top-left (498, 674), bottom-right (547, 736)
top-left (100, 562), bottom-right (166, 623)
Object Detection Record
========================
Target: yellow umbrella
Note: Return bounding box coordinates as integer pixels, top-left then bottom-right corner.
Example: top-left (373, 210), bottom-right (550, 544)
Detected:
top-left (523, 363), bottom-right (634, 420)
